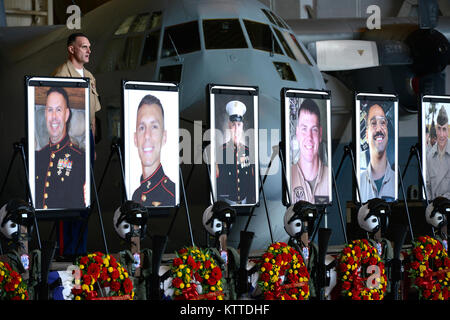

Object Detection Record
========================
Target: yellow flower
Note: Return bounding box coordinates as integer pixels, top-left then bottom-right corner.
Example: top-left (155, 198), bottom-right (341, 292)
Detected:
top-left (180, 283), bottom-right (185, 289)
top-left (108, 267), bottom-right (113, 273)
top-left (75, 296), bottom-right (81, 300)
top-left (79, 265), bottom-right (84, 270)
top-left (261, 267), bottom-right (266, 272)
top-left (205, 274), bottom-right (209, 280)
top-left (82, 284), bottom-right (90, 292)
top-left (103, 259), bottom-right (109, 267)
top-left (218, 295), bottom-right (223, 300)
top-left (211, 286), bottom-right (216, 291)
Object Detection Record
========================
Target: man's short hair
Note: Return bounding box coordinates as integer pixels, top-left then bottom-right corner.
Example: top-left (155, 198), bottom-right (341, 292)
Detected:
top-left (46, 87), bottom-right (70, 108)
top-left (67, 32), bottom-right (88, 47)
top-left (436, 106), bottom-right (448, 126)
top-left (364, 101), bottom-right (387, 123)
top-left (137, 94), bottom-right (165, 122)
top-left (297, 98), bottom-right (321, 125)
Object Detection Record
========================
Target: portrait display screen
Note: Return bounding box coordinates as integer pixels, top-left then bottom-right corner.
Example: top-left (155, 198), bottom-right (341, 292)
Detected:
top-left (27, 77), bottom-right (91, 211)
top-left (123, 81), bottom-right (180, 209)
top-left (355, 93), bottom-right (398, 203)
top-left (282, 89), bottom-right (332, 206)
top-left (208, 84), bottom-right (259, 207)
top-left (421, 95), bottom-right (450, 200)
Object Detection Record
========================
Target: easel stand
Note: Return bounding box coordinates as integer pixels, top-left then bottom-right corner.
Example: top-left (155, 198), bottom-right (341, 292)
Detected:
top-left (242, 145), bottom-right (277, 243)
top-left (97, 138), bottom-right (127, 201)
top-left (0, 139), bottom-right (42, 250)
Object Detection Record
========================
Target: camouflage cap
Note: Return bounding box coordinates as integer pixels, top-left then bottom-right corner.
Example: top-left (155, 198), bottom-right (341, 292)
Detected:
top-left (436, 106), bottom-right (448, 126)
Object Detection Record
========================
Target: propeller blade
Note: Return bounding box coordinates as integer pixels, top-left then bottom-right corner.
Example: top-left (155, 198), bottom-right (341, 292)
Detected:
top-left (309, 40), bottom-right (380, 71)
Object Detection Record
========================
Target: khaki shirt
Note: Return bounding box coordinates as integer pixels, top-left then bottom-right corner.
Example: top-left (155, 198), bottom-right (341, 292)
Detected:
top-left (359, 159), bottom-right (395, 203)
top-left (426, 140), bottom-right (450, 199)
top-left (291, 159), bottom-right (329, 204)
top-left (51, 60), bottom-right (101, 129)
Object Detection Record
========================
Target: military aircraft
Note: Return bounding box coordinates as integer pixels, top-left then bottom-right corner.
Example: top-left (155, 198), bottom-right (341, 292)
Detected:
top-left (0, 0), bottom-right (449, 256)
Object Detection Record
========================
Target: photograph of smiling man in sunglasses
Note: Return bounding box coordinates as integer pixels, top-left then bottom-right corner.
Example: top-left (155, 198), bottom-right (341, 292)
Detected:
top-left (359, 101), bottom-right (396, 203)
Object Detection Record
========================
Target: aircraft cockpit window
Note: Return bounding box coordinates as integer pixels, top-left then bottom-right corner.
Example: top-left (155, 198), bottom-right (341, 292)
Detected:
top-left (123, 36), bottom-right (144, 70)
top-left (273, 28), bottom-right (296, 60)
top-left (243, 20), bottom-right (282, 55)
top-left (288, 33), bottom-right (313, 66)
top-left (261, 9), bottom-right (276, 25)
top-left (129, 13), bottom-right (150, 33)
top-left (159, 64), bottom-right (182, 82)
top-left (149, 11), bottom-right (162, 30)
top-left (272, 12), bottom-right (290, 30)
top-left (114, 15), bottom-right (136, 35)
top-left (203, 19), bottom-right (247, 49)
top-left (261, 9), bottom-right (289, 30)
top-left (161, 21), bottom-right (201, 58)
top-left (273, 62), bottom-right (296, 81)
top-left (141, 30), bottom-right (161, 65)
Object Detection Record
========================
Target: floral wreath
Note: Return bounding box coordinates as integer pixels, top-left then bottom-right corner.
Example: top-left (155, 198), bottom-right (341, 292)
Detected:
top-left (404, 235), bottom-right (450, 300)
top-left (257, 242), bottom-right (310, 300)
top-left (336, 239), bottom-right (387, 300)
top-left (71, 252), bottom-right (134, 300)
top-left (0, 260), bottom-right (28, 300)
top-left (170, 246), bottom-right (224, 300)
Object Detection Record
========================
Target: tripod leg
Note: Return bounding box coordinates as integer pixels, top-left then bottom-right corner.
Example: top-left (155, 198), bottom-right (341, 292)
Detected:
top-left (91, 164), bottom-right (109, 255)
top-left (166, 165), bottom-right (195, 239)
top-left (97, 148), bottom-right (115, 195)
top-left (244, 155), bottom-right (274, 232)
top-left (259, 172), bottom-right (274, 243)
top-left (0, 148), bottom-right (18, 199)
top-left (180, 167), bottom-right (195, 247)
top-left (398, 171), bottom-right (415, 242)
top-left (332, 170), bottom-right (348, 244)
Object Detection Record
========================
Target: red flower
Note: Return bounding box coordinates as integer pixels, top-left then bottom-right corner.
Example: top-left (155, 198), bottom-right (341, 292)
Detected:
top-left (411, 261), bottom-right (420, 270)
top-left (372, 292), bottom-right (380, 300)
top-left (342, 281), bottom-right (351, 291)
top-left (211, 266), bottom-right (222, 280)
top-left (172, 277), bottom-right (183, 288)
top-left (173, 258), bottom-right (183, 267)
top-left (123, 278), bottom-right (133, 294)
top-left (339, 263), bottom-right (348, 273)
top-left (110, 281), bottom-right (121, 292)
top-left (80, 256), bottom-right (89, 265)
top-left (87, 263), bottom-right (100, 278)
top-left (207, 277), bottom-right (217, 286)
top-left (178, 248), bottom-right (188, 255)
top-left (82, 275), bottom-right (91, 285)
top-left (263, 262), bottom-right (272, 271)
top-left (111, 269), bottom-right (120, 280)
top-left (205, 260), bottom-right (211, 269)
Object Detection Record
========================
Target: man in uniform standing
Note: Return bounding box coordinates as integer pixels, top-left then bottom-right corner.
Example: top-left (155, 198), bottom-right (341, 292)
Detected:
top-left (359, 103), bottom-right (395, 203)
top-left (131, 95), bottom-right (175, 207)
top-left (426, 106), bottom-right (450, 199)
top-left (291, 99), bottom-right (329, 204)
top-left (52, 32), bottom-right (101, 156)
top-left (35, 87), bottom-right (86, 256)
top-left (216, 100), bottom-right (256, 205)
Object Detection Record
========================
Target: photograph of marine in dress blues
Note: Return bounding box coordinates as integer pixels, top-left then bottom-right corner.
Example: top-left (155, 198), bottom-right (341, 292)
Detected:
top-left (123, 82), bottom-right (179, 209)
top-left (356, 94), bottom-right (398, 203)
top-left (28, 79), bottom-right (90, 210)
top-left (285, 92), bottom-right (331, 205)
top-left (422, 96), bottom-right (450, 201)
top-left (211, 87), bottom-right (259, 207)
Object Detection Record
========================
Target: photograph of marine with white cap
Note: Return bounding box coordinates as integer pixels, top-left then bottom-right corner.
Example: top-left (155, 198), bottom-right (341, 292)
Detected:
top-left (423, 99), bottom-right (450, 200)
top-left (214, 96), bottom-right (257, 206)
